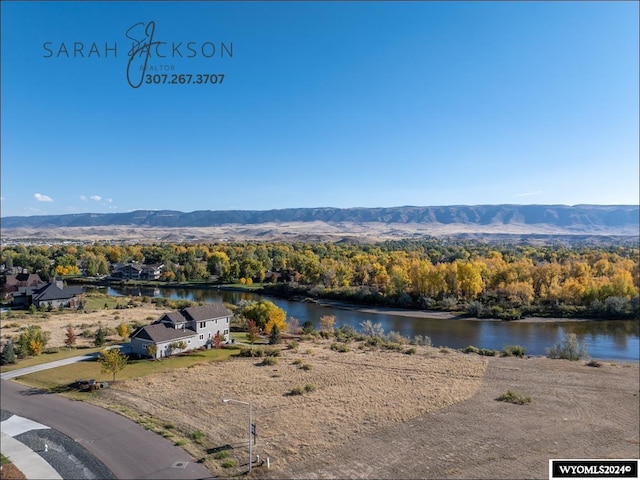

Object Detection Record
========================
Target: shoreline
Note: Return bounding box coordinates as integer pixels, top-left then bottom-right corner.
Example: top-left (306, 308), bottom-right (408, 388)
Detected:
top-left (313, 299), bottom-right (600, 323)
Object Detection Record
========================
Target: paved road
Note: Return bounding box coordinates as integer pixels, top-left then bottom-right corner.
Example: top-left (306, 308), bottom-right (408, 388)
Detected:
top-left (1, 359), bottom-right (213, 479)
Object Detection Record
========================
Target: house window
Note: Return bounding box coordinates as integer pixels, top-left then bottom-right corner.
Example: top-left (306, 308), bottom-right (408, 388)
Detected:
top-left (224, 329), bottom-right (229, 335)
top-left (225, 317), bottom-right (229, 323)
top-left (187, 340), bottom-right (191, 344)
top-left (199, 334), bottom-right (204, 341)
top-left (199, 321), bottom-right (206, 329)
top-left (208, 332), bottom-right (211, 339)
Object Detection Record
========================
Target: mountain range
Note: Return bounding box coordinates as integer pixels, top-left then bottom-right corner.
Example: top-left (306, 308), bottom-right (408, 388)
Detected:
top-left (1, 205), bottom-right (637, 231)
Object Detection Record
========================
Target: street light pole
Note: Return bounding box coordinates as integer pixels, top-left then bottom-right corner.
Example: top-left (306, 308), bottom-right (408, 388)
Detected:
top-left (222, 399), bottom-right (253, 474)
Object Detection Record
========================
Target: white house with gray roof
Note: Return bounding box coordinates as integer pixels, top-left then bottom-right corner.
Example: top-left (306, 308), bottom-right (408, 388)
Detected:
top-left (130, 304), bottom-right (232, 359)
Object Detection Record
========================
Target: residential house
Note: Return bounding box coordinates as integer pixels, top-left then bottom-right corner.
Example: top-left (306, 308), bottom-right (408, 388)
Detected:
top-left (12, 281), bottom-right (83, 309)
top-left (111, 263), bottom-right (165, 280)
top-left (130, 304), bottom-right (232, 359)
top-left (1, 271), bottom-right (46, 300)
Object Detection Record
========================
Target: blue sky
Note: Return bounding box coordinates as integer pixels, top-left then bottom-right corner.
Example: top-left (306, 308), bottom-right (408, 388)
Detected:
top-left (1, 1), bottom-right (638, 217)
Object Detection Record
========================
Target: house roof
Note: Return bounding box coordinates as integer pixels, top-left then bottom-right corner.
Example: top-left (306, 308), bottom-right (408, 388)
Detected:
top-left (152, 304), bottom-right (232, 326)
top-left (182, 304), bottom-right (232, 321)
top-left (32, 283), bottom-right (82, 302)
top-left (131, 324), bottom-right (195, 343)
top-left (155, 311), bottom-right (186, 325)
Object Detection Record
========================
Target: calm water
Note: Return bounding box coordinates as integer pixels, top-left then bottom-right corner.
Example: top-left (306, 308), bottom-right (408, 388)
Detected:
top-left (96, 286), bottom-right (639, 361)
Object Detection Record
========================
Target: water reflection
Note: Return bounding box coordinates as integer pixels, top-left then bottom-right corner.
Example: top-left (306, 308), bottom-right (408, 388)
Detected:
top-left (89, 286), bottom-right (639, 361)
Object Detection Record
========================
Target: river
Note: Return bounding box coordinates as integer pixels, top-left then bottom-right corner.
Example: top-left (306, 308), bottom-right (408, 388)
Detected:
top-left (96, 285), bottom-right (639, 361)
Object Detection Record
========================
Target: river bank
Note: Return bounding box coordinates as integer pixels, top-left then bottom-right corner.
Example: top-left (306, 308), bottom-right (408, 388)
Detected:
top-left (71, 278), bottom-right (620, 323)
top-left (313, 299), bottom-right (600, 323)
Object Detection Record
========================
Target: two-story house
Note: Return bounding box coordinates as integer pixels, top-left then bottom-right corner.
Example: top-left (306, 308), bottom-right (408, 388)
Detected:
top-left (130, 304), bottom-right (232, 359)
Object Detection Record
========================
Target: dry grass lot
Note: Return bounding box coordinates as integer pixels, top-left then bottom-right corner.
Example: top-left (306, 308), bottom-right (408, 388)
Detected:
top-left (2, 305), bottom-right (638, 479)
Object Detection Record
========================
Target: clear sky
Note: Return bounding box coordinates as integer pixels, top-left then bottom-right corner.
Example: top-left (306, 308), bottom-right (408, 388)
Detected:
top-left (1, 1), bottom-right (638, 217)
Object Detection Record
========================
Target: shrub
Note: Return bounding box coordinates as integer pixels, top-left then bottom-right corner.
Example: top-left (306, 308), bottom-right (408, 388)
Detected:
top-left (502, 345), bottom-right (526, 358)
top-left (287, 341), bottom-right (299, 350)
top-left (386, 331), bottom-right (407, 344)
top-left (213, 451), bottom-right (229, 460)
top-left (411, 335), bottom-right (432, 347)
top-left (300, 363), bottom-right (312, 371)
top-left (264, 347), bottom-right (281, 357)
top-left (174, 439), bottom-right (188, 446)
top-left (330, 342), bottom-right (350, 353)
top-left (546, 333), bottom-right (587, 361)
top-left (496, 390), bottom-right (531, 405)
top-left (463, 345), bottom-right (479, 354)
top-left (360, 320), bottom-right (384, 338)
top-left (586, 359), bottom-right (602, 368)
top-left (288, 386), bottom-right (305, 396)
top-left (292, 358), bottom-right (304, 365)
top-left (260, 356), bottom-right (278, 366)
top-left (366, 336), bottom-right (384, 348)
top-left (191, 430), bottom-right (206, 444)
top-left (304, 383), bottom-right (316, 393)
top-left (404, 347), bottom-right (417, 355)
top-left (221, 459), bottom-right (236, 468)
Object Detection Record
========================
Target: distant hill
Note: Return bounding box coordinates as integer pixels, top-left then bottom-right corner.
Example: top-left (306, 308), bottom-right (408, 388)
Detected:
top-left (1, 205), bottom-right (638, 231)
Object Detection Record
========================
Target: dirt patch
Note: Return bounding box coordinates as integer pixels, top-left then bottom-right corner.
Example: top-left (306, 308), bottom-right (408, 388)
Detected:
top-left (89, 341), bottom-right (487, 476)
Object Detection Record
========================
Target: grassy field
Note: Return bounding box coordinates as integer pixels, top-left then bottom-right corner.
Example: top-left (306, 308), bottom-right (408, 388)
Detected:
top-left (12, 346), bottom-right (241, 394)
top-left (0, 346), bottom-right (104, 373)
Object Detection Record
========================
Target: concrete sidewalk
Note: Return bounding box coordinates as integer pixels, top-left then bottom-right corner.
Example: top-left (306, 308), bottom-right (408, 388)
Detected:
top-left (1, 416), bottom-right (62, 480)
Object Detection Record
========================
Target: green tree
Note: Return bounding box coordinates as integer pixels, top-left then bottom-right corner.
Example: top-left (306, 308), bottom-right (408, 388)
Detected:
top-left (98, 348), bottom-right (128, 381)
top-left (1, 340), bottom-right (16, 365)
top-left (94, 325), bottom-right (106, 347)
top-left (269, 324), bottom-right (281, 345)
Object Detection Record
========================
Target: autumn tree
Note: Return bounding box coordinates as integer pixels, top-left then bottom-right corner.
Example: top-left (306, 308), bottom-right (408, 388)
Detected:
top-left (98, 348), bottom-right (128, 381)
top-left (246, 320), bottom-right (260, 345)
top-left (146, 344), bottom-right (158, 358)
top-left (214, 332), bottom-right (222, 349)
top-left (240, 300), bottom-right (287, 335)
top-left (16, 325), bottom-right (50, 357)
top-left (64, 324), bottom-right (77, 348)
top-left (319, 315), bottom-right (336, 333)
top-left (116, 323), bottom-right (131, 341)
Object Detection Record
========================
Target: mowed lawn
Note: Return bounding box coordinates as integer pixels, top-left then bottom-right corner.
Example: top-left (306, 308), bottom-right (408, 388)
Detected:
top-left (12, 346), bottom-right (241, 396)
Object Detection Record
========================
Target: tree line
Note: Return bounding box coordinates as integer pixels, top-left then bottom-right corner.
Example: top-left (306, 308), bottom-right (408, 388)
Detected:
top-left (2, 239), bottom-right (638, 319)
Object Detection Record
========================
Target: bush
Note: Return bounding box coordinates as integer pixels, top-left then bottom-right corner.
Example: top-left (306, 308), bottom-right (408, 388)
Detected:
top-left (386, 331), bottom-right (407, 344)
top-left (260, 356), bottom-right (278, 366)
top-left (221, 459), bottom-right (236, 468)
top-left (304, 383), bottom-right (316, 393)
top-left (300, 363), bottom-right (312, 371)
top-left (502, 345), bottom-right (526, 358)
top-left (288, 386), bottom-right (305, 396)
top-left (191, 430), bottom-right (206, 444)
top-left (586, 359), bottom-right (602, 368)
top-left (287, 341), bottom-right (299, 350)
top-left (546, 333), bottom-right (587, 361)
top-left (404, 347), bottom-right (417, 355)
top-left (463, 345), bottom-right (479, 354)
top-left (174, 439), bottom-right (188, 446)
top-left (330, 342), bottom-right (350, 353)
top-left (496, 390), bottom-right (531, 405)
top-left (410, 335), bottom-right (432, 347)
